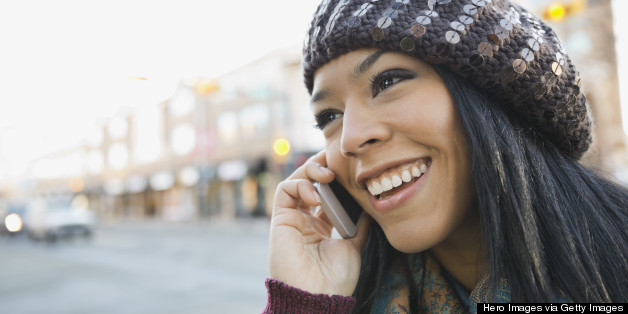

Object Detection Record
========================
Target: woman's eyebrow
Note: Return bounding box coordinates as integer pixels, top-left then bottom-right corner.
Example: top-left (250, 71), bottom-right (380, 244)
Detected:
top-left (352, 50), bottom-right (385, 80)
top-left (310, 90), bottom-right (329, 105)
top-left (311, 51), bottom-right (385, 105)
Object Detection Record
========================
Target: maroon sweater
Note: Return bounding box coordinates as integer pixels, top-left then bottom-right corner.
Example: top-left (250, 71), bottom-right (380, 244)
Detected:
top-left (262, 278), bottom-right (355, 313)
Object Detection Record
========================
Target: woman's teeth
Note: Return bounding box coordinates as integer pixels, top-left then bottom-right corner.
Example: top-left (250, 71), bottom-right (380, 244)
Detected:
top-left (392, 175), bottom-right (402, 187)
top-left (402, 170), bottom-right (412, 182)
top-left (367, 160), bottom-right (429, 198)
top-left (381, 178), bottom-right (393, 191)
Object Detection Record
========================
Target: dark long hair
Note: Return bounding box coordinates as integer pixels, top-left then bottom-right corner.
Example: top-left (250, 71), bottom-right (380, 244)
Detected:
top-left (351, 66), bottom-right (628, 312)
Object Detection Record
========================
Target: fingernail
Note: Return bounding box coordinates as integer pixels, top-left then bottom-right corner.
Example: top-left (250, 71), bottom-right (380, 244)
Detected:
top-left (319, 165), bottom-right (333, 175)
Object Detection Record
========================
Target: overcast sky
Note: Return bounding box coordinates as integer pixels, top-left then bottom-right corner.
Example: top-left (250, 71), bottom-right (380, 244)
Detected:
top-left (0, 0), bottom-right (320, 176)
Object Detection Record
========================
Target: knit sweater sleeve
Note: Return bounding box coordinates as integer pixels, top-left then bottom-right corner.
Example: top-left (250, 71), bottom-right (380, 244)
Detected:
top-left (262, 278), bottom-right (355, 313)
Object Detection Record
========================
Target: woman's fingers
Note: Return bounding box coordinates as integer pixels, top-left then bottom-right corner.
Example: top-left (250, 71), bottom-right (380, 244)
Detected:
top-left (270, 181), bottom-right (334, 248)
top-left (307, 150), bottom-right (328, 168)
top-left (288, 150), bottom-right (335, 183)
top-left (273, 179), bottom-right (320, 213)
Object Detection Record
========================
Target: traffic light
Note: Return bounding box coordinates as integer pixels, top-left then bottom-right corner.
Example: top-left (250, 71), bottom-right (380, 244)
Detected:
top-left (273, 138), bottom-right (291, 156)
top-left (272, 138), bottom-right (291, 165)
top-left (543, 0), bottom-right (586, 22)
top-left (545, 3), bottom-right (567, 21)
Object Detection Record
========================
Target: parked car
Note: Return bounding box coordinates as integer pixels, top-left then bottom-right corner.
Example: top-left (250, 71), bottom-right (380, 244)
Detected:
top-left (0, 202), bottom-right (27, 235)
top-left (25, 199), bottom-right (96, 242)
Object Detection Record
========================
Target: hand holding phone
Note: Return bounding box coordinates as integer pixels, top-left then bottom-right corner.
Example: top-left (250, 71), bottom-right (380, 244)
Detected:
top-left (269, 151), bottom-right (369, 296)
top-left (314, 180), bottom-right (364, 239)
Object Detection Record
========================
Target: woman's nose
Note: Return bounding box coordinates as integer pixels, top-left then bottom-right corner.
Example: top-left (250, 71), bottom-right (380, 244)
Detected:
top-left (340, 103), bottom-right (390, 158)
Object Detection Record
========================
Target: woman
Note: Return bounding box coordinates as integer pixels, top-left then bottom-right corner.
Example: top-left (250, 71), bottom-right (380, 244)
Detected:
top-left (265, 0), bottom-right (628, 312)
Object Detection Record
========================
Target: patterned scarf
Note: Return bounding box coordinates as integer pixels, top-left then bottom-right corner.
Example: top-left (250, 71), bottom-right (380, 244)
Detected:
top-left (371, 252), bottom-right (570, 313)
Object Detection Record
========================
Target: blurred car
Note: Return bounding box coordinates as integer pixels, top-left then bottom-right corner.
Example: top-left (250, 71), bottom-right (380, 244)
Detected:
top-left (25, 200), bottom-right (96, 242)
top-left (0, 202), bottom-right (27, 235)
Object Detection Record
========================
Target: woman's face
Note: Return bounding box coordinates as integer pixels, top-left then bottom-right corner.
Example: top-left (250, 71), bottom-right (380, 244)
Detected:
top-left (311, 49), bottom-right (478, 253)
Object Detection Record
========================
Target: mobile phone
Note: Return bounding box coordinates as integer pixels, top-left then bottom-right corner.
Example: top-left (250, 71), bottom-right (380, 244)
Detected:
top-left (313, 180), bottom-right (364, 239)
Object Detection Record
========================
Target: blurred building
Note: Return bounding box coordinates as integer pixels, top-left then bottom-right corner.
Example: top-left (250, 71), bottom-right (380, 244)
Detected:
top-left (517, 0), bottom-right (628, 174)
top-left (6, 0), bottom-right (628, 221)
top-left (23, 47), bottom-right (323, 222)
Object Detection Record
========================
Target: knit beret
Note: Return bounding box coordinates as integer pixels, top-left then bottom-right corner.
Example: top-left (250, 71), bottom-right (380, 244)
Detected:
top-left (303, 0), bottom-right (592, 159)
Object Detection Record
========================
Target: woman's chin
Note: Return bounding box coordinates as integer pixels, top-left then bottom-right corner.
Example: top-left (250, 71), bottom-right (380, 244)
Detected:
top-left (382, 227), bottom-right (436, 254)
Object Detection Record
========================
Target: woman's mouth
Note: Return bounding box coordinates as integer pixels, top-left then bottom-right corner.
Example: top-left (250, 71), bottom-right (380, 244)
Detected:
top-left (365, 158), bottom-right (431, 212)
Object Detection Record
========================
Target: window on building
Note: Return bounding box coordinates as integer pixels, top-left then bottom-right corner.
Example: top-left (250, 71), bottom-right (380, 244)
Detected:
top-left (169, 90), bottom-right (195, 117)
top-left (134, 104), bottom-right (163, 163)
top-left (108, 142), bottom-right (128, 170)
top-left (170, 124), bottom-right (196, 156)
top-left (217, 112), bottom-right (238, 142)
top-left (239, 103), bottom-right (269, 138)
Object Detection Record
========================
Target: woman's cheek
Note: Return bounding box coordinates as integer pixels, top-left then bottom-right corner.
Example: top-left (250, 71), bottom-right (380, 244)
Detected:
top-left (324, 140), bottom-right (343, 173)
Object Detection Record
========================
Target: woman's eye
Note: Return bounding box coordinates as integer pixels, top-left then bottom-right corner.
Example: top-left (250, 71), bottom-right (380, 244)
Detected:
top-left (314, 110), bottom-right (342, 130)
top-left (370, 69), bottom-right (415, 97)
top-left (379, 77), bottom-right (401, 91)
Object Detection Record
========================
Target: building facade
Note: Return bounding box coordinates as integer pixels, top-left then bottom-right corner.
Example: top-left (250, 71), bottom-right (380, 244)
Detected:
top-left (23, 47), bottom-right (324, 222)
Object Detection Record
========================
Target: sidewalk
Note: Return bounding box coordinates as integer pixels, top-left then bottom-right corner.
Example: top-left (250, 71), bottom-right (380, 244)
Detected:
top-left (97, 216), bottom-right (271, 236)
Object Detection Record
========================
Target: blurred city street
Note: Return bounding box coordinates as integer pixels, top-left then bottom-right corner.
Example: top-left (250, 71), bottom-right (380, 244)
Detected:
top-left (0, 1), bottom-right (627, 313)
top-left (0, 218), bottom-right (270, 314)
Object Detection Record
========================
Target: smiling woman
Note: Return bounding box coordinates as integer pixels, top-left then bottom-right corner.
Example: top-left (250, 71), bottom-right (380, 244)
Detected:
top-left (264, 0), bottom-right (628, 313)
top-left (311, 50), bottom-right (476, 259)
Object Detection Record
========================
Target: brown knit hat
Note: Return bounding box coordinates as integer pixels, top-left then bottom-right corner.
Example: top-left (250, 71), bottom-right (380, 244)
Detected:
top-left (303, 0), bottom-right (592, 159)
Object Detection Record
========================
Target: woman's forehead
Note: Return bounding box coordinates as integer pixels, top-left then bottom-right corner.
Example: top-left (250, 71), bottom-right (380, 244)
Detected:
top-left (311, 49), bottom-right (430, 91)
